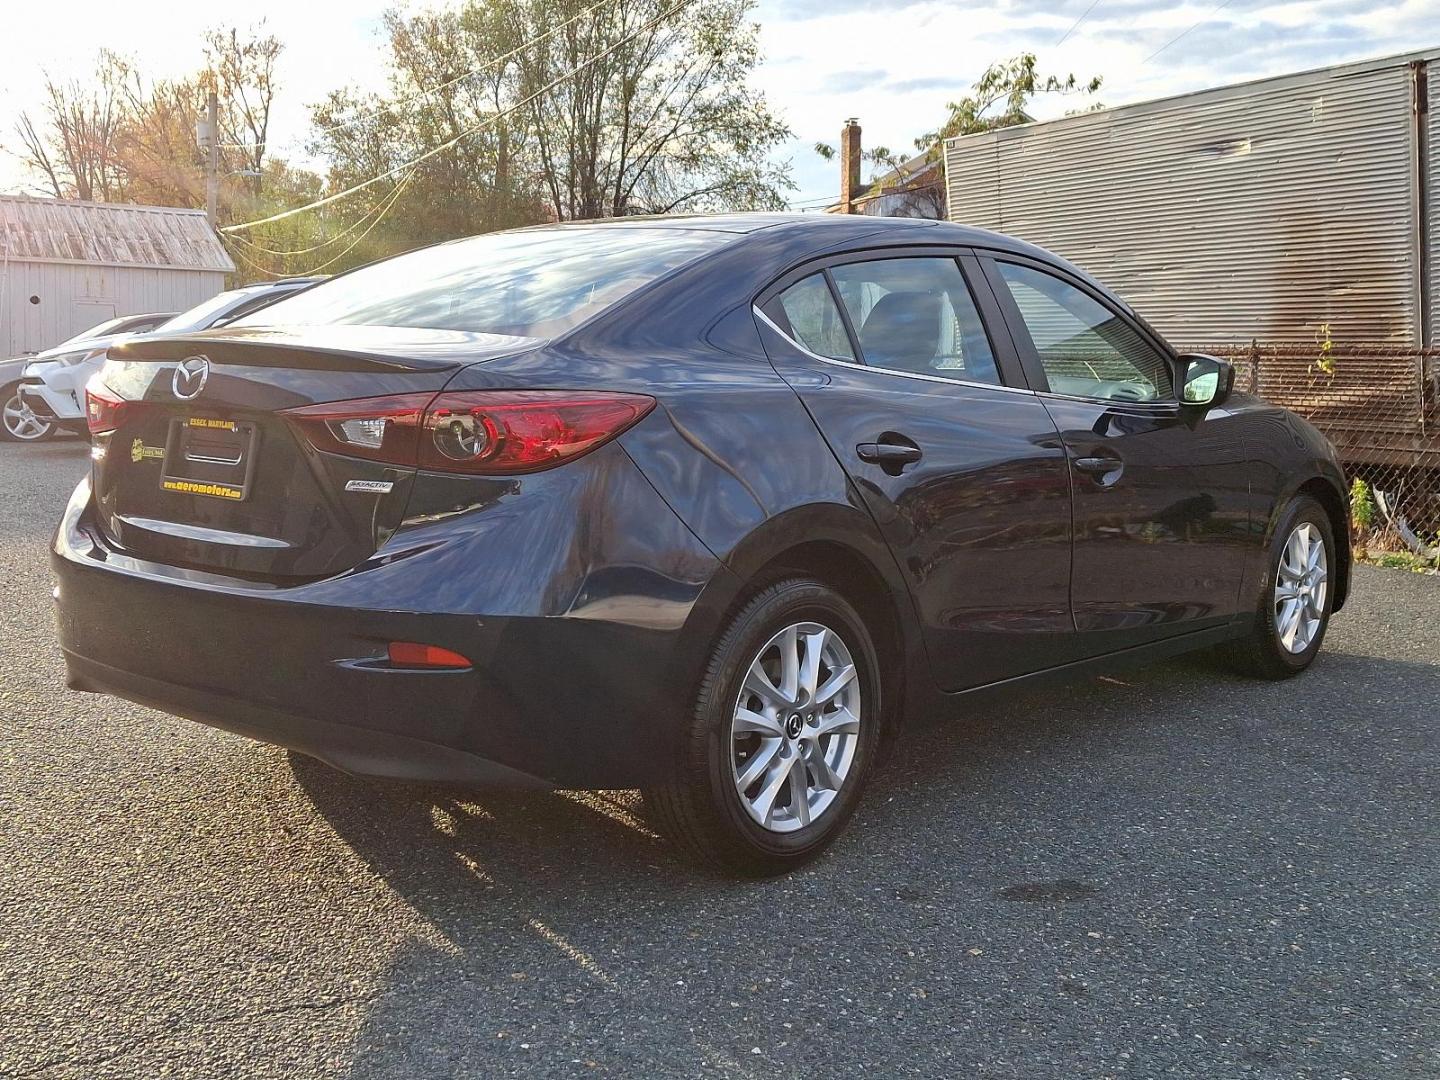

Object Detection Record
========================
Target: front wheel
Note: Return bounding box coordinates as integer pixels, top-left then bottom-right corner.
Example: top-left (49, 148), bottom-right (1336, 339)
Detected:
top-left (1222, 494), bottom-right (1336, 679)
top-left (645, 579), bottom-right (884, 876)
top-left (1, 387), bottom-right (55, 442)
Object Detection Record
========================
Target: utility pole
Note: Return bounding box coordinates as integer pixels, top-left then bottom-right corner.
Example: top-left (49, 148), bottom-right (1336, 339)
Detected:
top-left (204, 90), bottom-right (219, 231)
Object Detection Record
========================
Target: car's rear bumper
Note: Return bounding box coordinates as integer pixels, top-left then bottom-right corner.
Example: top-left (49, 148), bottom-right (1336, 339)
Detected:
top-left (52, 459), bottom-right (729, 789)
top-left (62, 649), bottom-right (551, 787)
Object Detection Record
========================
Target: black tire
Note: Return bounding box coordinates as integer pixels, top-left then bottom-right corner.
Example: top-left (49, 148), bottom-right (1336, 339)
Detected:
top-left (0, 385), bottom-right (56, 443)
top-left (1221, 495), bottom-right (1336, 679)
top-left (644, 578), bottom-right (884, 877)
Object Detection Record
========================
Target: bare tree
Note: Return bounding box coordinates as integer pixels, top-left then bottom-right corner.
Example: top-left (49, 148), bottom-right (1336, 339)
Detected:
top-left (13, 72), bottom-right (124, 200)
top-left (204, 26), bottom-right (282, 196)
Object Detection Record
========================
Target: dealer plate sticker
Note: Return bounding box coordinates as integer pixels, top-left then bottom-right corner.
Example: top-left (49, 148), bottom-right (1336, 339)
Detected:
top-left (161, 479), bottom-right (245, 500)
top-left (159, 416), bottom-right (257, 501)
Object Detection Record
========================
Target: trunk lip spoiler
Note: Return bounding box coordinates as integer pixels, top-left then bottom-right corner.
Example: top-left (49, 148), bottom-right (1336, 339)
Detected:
top-left (108, 326), bottom-right (545, 373)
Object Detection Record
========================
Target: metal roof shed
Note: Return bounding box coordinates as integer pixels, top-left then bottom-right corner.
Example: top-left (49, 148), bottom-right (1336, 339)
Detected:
top-left (0, 195), bottom-right (235, 356)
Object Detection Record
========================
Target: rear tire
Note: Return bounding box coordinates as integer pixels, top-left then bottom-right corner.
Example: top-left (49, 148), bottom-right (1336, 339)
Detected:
top-left (1221, 495), bottom-right (1335, 679)
top-left (645, 578), bottom-right (883, 877)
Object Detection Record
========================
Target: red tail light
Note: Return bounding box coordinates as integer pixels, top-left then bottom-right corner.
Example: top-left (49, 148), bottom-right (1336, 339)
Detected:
top-left (387, 642), bottom-right (471, 669)
top-left (282, 393), bottom-right (430, 464)
top-left (85, 377), bottom-right (128, 436)
top-left (285, 390), bottom-right (654, 475)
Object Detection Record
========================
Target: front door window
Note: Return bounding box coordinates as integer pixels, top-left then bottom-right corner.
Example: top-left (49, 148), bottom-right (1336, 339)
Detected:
top-left (994, 262), bottom-right (1171, 402)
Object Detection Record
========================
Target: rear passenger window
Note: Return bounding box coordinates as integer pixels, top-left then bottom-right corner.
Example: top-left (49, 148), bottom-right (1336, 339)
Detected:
top-left (775, 274), bottom-right (855, 361)
top-left (830, 258), bottom-right (1000, 385)
top-left (995, 262), bottom-right (1172, 402)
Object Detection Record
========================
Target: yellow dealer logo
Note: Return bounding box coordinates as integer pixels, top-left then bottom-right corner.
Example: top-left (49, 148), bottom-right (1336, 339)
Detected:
top-left (161, 479), bottom-right (243, 500)
top-left (130, 439), bottom-right (164, 463)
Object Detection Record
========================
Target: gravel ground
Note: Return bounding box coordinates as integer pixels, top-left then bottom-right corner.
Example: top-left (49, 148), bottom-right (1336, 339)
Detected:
top-left (1, 439), bottom-right (1436, 1080)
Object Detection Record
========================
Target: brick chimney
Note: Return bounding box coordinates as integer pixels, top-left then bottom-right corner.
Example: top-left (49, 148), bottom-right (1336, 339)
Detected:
top-left (839, 119), bottom-right (862, 214)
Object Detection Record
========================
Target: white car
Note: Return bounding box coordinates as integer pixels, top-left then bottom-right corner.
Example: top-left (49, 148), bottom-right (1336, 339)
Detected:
top-left (2, 313), bottom-right (173, 442)
top-left (14, 278), bottom-right (322, 439)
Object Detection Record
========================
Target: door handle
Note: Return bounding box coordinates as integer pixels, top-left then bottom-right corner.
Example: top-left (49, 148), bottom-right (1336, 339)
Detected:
top-left (856, 442), bottom-right (923, 469)
top-left (1073, 454), bottom-right (1123, 485)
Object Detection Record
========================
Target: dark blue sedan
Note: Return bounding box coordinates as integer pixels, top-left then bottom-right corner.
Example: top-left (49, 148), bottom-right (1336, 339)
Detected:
top-left (53, 214), bottom-right (1349, 874)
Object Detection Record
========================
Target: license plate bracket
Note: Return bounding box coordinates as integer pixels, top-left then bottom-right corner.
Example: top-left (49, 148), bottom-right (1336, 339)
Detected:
top-left (159, 417), bottom-right (259, 502)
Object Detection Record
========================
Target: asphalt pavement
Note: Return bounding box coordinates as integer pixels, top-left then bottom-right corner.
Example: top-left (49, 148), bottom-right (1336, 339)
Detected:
top-left (2, 438), bottom-right (1436, 1079)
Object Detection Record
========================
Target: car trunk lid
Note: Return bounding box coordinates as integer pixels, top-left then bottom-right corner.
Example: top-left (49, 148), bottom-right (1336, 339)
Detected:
top-left (90, 326), bottom-right (538, 581)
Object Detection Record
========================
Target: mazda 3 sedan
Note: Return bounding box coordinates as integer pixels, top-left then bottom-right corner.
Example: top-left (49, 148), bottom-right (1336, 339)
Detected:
top-left (52, 215), bottom-right (1349, 875)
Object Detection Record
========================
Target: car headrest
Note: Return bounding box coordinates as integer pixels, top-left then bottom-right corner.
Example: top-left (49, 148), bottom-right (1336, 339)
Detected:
top-left (860, 291), bottom-right (942, 368)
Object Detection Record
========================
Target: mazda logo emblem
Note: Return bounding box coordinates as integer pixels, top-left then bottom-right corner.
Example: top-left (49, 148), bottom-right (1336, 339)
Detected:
top-left (172, 356), bottom-right (210, 400)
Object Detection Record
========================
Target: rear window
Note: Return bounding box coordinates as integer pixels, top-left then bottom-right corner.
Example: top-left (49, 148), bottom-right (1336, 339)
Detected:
top-left (237, 227), bottom-right (731, 338)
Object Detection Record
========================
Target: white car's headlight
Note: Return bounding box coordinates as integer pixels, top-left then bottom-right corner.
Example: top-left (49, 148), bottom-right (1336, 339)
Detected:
top-left (24, 349), bottom-right (105, 376)
top-left (58, 348), bottom-right (106, 368)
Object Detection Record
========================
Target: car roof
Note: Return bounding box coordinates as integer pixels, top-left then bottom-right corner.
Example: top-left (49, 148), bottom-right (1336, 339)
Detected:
top-left (529, 212), bottom-right (1026, 246)
top-left (515, 212), bottom-right (1059, 267)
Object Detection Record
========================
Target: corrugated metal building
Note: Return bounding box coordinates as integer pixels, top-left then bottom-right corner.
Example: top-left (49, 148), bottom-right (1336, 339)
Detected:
top-left (0, 196), bottom-right (234, 356)
top-left (943, 49), bottom-right (1437, 347)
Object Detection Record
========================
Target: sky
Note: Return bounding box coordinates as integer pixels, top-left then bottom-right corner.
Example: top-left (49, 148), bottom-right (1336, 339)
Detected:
top-left (0, 0), bottom-right (1434, 208)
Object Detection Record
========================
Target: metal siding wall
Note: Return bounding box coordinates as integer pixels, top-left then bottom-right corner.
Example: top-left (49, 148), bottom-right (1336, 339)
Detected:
top-left (945, 132), bottom-right (1002, 225)
top-left (945, 60), bottom-right (1424, 345)
top-left (1429, 62), bottom-right (1439, 347)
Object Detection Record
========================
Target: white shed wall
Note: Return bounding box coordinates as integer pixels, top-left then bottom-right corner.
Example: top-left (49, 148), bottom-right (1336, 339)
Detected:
top-left (0, 263), bottom-right (225, 356)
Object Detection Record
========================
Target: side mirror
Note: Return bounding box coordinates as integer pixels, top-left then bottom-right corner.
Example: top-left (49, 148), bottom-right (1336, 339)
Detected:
top-left (1178, 354), bottom-right (1234, 409)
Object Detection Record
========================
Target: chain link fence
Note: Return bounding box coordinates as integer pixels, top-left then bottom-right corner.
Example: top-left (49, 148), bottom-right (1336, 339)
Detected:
top-left (1189, 342), bottom-right (1440, 561)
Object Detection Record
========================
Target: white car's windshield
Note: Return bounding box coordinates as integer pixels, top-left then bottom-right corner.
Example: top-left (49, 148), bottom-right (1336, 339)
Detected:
top-left (154, 289), bottom-right (267, 334)
top-left (53, 316), bottom-right (131, 349)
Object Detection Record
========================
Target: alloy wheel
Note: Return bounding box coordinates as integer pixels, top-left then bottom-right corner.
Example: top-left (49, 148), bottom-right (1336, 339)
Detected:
top-left (1274, 521), bottom-right (1328, 654)
top-left (730, 621), bottom-right (861, 833)
top-left (2, 393), bottom-right (54, 441)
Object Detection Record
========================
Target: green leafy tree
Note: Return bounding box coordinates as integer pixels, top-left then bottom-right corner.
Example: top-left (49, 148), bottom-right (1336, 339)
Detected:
top-left (915, 53), bottom-right (1102, 150)
top-left (815, 53), bottom-right (1101, 189)
top-left (310, 0), bottom-right (793, 252)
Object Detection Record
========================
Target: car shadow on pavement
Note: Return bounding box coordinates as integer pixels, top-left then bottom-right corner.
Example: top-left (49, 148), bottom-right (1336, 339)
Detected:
top-left (284, 642), bottom-right (1440, 1077)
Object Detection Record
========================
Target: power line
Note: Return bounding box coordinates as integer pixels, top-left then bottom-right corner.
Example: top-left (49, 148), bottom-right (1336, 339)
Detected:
top-left (223, 0), bottom-right (697, 234)
top-left (288, 170), bottom-right (420, 275)
top-left (228, 240), bottom-right (288, 279)
top-left (227, 178), bottom-right (411, 257)
top-left (1055, 0), bottom-right (1101, 47)
top-left (228, 168), bottom-right (419, 278)
top-left (790, 194), bottom-right (839, 208)
top-left (318, 0), bottom-right (615, 139)
top-left (1142, 0), bottom-right (1234, 64)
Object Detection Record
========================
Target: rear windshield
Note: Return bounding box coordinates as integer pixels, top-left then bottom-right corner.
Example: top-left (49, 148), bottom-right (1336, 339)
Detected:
top-left (235, 227), bottom-right (729, 338)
